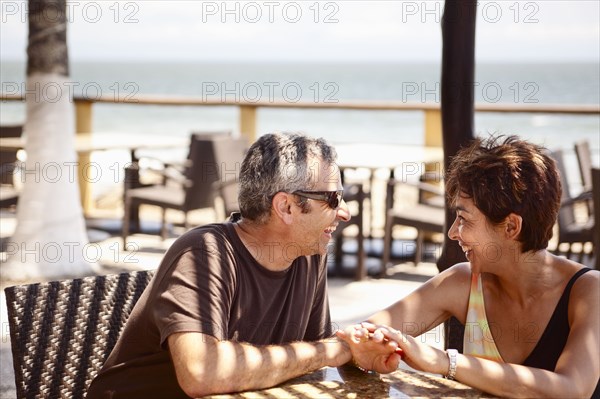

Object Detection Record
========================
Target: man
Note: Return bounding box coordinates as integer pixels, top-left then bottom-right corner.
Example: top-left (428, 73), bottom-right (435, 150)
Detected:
top-left (87, 132), bottom-right (352, 398)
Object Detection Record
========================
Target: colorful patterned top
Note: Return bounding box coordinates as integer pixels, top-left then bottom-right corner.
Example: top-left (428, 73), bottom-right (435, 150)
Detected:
top-left (463, 273), bottom-right (504, 362)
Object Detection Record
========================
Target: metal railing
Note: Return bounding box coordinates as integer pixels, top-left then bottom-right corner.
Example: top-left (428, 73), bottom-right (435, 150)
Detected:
top-left (2, 93), bottom-right (598, 146)
top-left (3, 93), bottom-right (598, 209)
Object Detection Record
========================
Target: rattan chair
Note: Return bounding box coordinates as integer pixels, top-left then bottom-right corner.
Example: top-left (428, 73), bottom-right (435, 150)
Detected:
top-left (574, 140), bottom-right (594, 194)
top-left (122, 134), bottom-right (247, 246)
top-left (4, 270), bottom-right (155, 399)
top-left (574, 140), bottom-right (596, 216)
top-left (331, 174), bottom-right (367, 280)
top-left (592, 168), bottom-right (600, 270)
top-left (381, 176), bottom-right (445, 275)
top-left (551, 149), bottom-right (594, 259)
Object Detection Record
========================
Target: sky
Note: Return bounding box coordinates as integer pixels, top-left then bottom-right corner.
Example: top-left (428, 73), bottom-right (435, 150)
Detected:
top-left (1, 0), bottom-right (599, 63)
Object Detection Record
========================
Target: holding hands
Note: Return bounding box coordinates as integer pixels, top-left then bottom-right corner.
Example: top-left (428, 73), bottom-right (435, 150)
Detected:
top-left (336, 322), bottom-right (402, 373)
top-left (337, 322), bottom-right (449, 377)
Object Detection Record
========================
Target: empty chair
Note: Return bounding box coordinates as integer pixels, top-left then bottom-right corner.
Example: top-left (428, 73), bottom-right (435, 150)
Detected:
top-left (592, 168), bottom-right (600, 270)
top-left (4, 270), bottom-right (155, 399)
top-left (574, 140), bottom-right (595, 214)
top-left (122, 134), bottom-right (247, 247)
top-left (124, 131), bottom-right (233, 230)
top-left (331, 167), bottom-right (367, 280)
top-left (0, 125), bottom-right (23, 208)
top-left (551, 149), bottom-right (594, 259)
top-left (210, 135), bottom-right (248, 219)
top-left (381, 175), bottom-right (445, 275)
top-left (574, 140), bottom-right (594, 192)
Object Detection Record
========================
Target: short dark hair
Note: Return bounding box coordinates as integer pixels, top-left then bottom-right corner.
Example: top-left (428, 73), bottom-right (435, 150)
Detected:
top-left (445, 135), bottom-right (561, 252)
top-left (238, 132), bottom-right (337, 224)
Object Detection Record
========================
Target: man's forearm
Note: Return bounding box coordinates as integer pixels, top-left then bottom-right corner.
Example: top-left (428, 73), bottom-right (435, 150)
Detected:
top-left (190, 338), bottom-right (350, 397)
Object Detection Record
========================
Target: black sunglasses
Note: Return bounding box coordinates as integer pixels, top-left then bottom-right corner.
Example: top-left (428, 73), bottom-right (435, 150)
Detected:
top-left (293, 190), bottom-right (344, 209)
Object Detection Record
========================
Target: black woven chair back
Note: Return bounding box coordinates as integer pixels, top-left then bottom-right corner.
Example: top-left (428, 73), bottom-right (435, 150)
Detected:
top-left (4, 270), bottom-right (155, 399)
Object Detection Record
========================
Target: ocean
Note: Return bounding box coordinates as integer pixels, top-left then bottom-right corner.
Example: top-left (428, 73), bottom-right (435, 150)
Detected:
top-left (1, 61), bottom-right (599, 197)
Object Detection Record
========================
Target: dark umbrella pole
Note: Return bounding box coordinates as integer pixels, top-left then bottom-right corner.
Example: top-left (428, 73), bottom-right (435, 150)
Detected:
top-left (438, 0), bottom-right (477, 351)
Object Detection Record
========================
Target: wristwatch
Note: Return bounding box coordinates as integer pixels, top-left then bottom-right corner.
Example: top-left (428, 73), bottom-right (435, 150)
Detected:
top-left (445, 349), bottom-right (458, 380)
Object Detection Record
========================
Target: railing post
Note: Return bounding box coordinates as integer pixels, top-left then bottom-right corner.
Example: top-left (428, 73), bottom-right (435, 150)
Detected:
top-left (422, 108), bottom-right (444, 246)
top-left (423, 107), bottom-right (444, 178)
top-left (75, 99), bottom-right (94, 214)
top-left (424, 108), bottom-right (442, 147)
top-left (423, 107), bottom-right (443, 179)
top-left (240, 105), bottom-right (257, 143)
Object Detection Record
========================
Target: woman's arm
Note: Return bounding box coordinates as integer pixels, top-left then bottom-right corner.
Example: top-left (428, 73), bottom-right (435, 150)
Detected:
top-left (365, 269), bottom-right (599, 398)
top-left (368, 263), bottom-right (472, 335)
top-left (336, 263), bottom-right (472, 374)
top-left (378, 274), bottom-right (599, 399)
top-left (553, 270), bottom-right (600, 397)
top-left (453, 352), bottom-right (592, 398)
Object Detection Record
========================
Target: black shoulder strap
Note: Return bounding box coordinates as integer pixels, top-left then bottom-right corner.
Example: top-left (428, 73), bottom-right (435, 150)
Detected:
top-left (564, 268), bottom-right (593, 298)
top-left (522, 267), bottom-right (593, 370)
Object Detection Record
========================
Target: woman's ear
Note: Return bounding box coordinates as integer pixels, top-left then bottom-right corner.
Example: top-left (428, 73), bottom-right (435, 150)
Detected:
top-left (504, 213), bottom-right (523, 240)
top-left (272, 192), bottom-right (294, 225)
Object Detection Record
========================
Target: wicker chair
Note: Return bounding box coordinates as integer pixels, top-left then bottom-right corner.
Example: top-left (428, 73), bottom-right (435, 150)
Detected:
top-left (574, 140), bottom-right (595, 215)
top-left (381, 176), bottom-right (445, 275)
top-left (575, 140), bottom-right (594, 194)
top-left (551, 149), bottom-right (594, 259)
top-left (332, 175), bottom-right (367, 280)
top-left (4, 270), bottom-right (155, 399)
top-left (592, 168), bottom-right (600, 270)
top-left (122, 134), bottom-right (247, 247)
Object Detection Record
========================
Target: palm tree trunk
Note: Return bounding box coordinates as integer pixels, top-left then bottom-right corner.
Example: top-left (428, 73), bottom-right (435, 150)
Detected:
top-left (3, 0), bottom-right (94, 280)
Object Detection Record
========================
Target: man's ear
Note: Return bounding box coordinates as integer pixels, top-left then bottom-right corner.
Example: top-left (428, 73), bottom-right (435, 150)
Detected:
top-left (504, 213), bottom-right (522, 240)
top-left (272, 192), bottom-right (294, 225)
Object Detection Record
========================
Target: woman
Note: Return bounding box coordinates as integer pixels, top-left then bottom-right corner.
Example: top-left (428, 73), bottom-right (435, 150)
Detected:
top-left (338, 136), bottom-right (599, 398)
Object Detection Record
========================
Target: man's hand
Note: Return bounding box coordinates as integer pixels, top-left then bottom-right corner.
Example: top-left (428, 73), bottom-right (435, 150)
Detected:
top-left (336, 323), bottom-right (402, 374)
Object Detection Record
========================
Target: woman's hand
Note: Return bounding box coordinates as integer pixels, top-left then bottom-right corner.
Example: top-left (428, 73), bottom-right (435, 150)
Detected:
top-left (336, 323), bottom-right (402, 374)
top-left (375, 327), bottom-right (448, 376)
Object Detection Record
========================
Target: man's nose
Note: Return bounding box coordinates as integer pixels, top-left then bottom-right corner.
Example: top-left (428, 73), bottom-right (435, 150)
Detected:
top-left (336, 198), bottom-right (351, 222)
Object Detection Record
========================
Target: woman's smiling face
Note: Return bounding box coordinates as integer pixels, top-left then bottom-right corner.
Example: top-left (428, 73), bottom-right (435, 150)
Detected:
top-left (448, 194), bottom-right (506, 272)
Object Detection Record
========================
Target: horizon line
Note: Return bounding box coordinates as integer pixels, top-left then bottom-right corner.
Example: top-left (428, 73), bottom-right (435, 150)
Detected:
top-left (2, 58), bottom-right (599, 65)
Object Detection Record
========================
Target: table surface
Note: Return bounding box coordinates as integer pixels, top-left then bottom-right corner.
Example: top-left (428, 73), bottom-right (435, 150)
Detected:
top-left (0, 132), bottom-right (189, 153)
top-left (205, 365), bottom-right (493, 398)
top-left (335, 143), bottom-right (443, 170)
top-left (2, 136), bottom-right (443, 166)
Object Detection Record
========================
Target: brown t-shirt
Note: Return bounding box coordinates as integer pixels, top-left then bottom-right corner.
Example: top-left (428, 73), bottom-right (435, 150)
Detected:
top-left (86, 219), bottom-right (332, 399)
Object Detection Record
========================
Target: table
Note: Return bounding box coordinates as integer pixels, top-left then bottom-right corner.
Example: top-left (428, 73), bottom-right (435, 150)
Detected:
top-left (0, 132), bottom-right (188, 157)
top-left (0, 132), bottom-right (188, 213)
top-left (206, 365), bottom-right (492, 398)
top-left (335, 143), bottom-right (443, 172)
